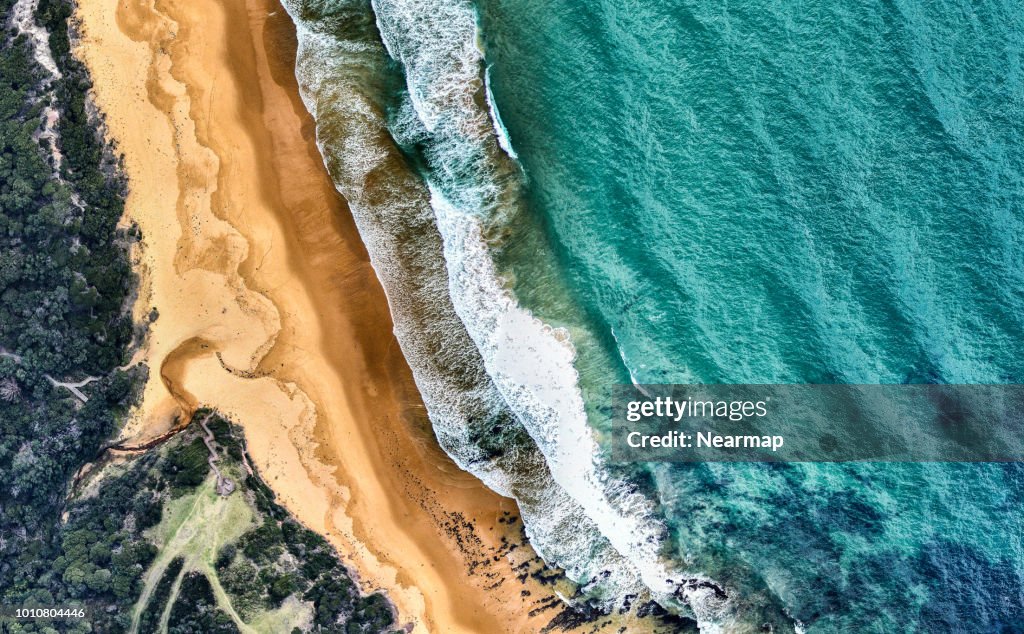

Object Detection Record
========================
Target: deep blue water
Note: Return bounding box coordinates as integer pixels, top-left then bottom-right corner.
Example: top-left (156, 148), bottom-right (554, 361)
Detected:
top-left (475, 0), bottom-right (1024, 630)
top-left (283, 0), bottom-right (1024, 629)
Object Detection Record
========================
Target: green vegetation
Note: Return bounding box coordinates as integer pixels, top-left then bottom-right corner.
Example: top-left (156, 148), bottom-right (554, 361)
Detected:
top-left (0, 3), bottom-right (398, 632)
top-left (162, 437), bottom-right (212, 490)
top-left (1, 0), bottom-right (142, 629)
top-left (3, 407), bottom-right (399, 633)
top-left (191, 416), bottom-right (398, 634)
top-left (138, 558), bottom-right (185, 634)
top-left (166, 572), bottom-right (239, 634)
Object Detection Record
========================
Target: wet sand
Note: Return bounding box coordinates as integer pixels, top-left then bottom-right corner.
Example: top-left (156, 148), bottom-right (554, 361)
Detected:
top-left (73, 0), bottom-right (598, 631)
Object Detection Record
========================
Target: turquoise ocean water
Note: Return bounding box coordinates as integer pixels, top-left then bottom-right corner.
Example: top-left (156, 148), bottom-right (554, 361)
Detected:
top-left (282, 0), bottom-right (1024, 630)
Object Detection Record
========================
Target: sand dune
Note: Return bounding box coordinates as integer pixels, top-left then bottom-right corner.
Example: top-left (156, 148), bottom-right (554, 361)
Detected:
top-left (73, 0), bottom-right (593, 631)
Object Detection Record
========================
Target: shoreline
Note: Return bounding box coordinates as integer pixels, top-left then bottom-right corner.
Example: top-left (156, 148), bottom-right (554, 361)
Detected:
top-left (72, 0), bottom-right (594, 631)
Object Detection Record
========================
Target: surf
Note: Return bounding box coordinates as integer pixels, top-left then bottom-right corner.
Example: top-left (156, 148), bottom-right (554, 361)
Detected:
top-left (276, 0), bottom-right (768, 626)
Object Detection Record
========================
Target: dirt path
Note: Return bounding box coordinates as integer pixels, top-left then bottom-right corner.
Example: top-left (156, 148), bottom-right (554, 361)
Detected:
top-left (73, 0), bottom-right (625, 631)
top-left (44, 374), bottom-right (99, 402)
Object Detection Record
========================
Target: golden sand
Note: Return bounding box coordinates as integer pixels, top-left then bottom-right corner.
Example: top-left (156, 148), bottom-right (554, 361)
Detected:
top-left (73, 0), bottom-right (594, 631)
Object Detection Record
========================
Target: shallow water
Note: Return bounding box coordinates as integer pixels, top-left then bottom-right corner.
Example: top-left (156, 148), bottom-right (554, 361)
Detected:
top-left (477, 0), bottom-right (1024, 630)
top-left (285, 0), bottom-right (1024, 629)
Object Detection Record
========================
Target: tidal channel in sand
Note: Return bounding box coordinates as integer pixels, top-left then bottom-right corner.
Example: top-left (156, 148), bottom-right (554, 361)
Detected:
top-left (72, 0), bottom-right (588, 631)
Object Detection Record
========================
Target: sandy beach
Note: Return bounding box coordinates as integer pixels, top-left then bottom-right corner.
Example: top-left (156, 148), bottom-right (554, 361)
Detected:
top-left (72, 0), bottom-right (595, 631)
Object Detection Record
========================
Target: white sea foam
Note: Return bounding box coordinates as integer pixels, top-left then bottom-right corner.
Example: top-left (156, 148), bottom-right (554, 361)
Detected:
top-left (279, 0), bottom-right (650, 603)
top-left (371, 0), bottom-right (738, 626)
top-left (430, 185), bottom-right (734, 627)
top-left (484, 66), bottom-right (518, 160)
top-left (279, 0), bottom-right (740, 626)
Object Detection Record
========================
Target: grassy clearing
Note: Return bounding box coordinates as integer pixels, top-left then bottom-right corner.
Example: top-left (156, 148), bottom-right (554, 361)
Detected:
top-left (129, 469), bottom-right (312, 634)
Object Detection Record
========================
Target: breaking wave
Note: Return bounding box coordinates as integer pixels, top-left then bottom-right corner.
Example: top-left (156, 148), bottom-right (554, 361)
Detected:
top-left (276, 0), bottom-right (752, 627)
